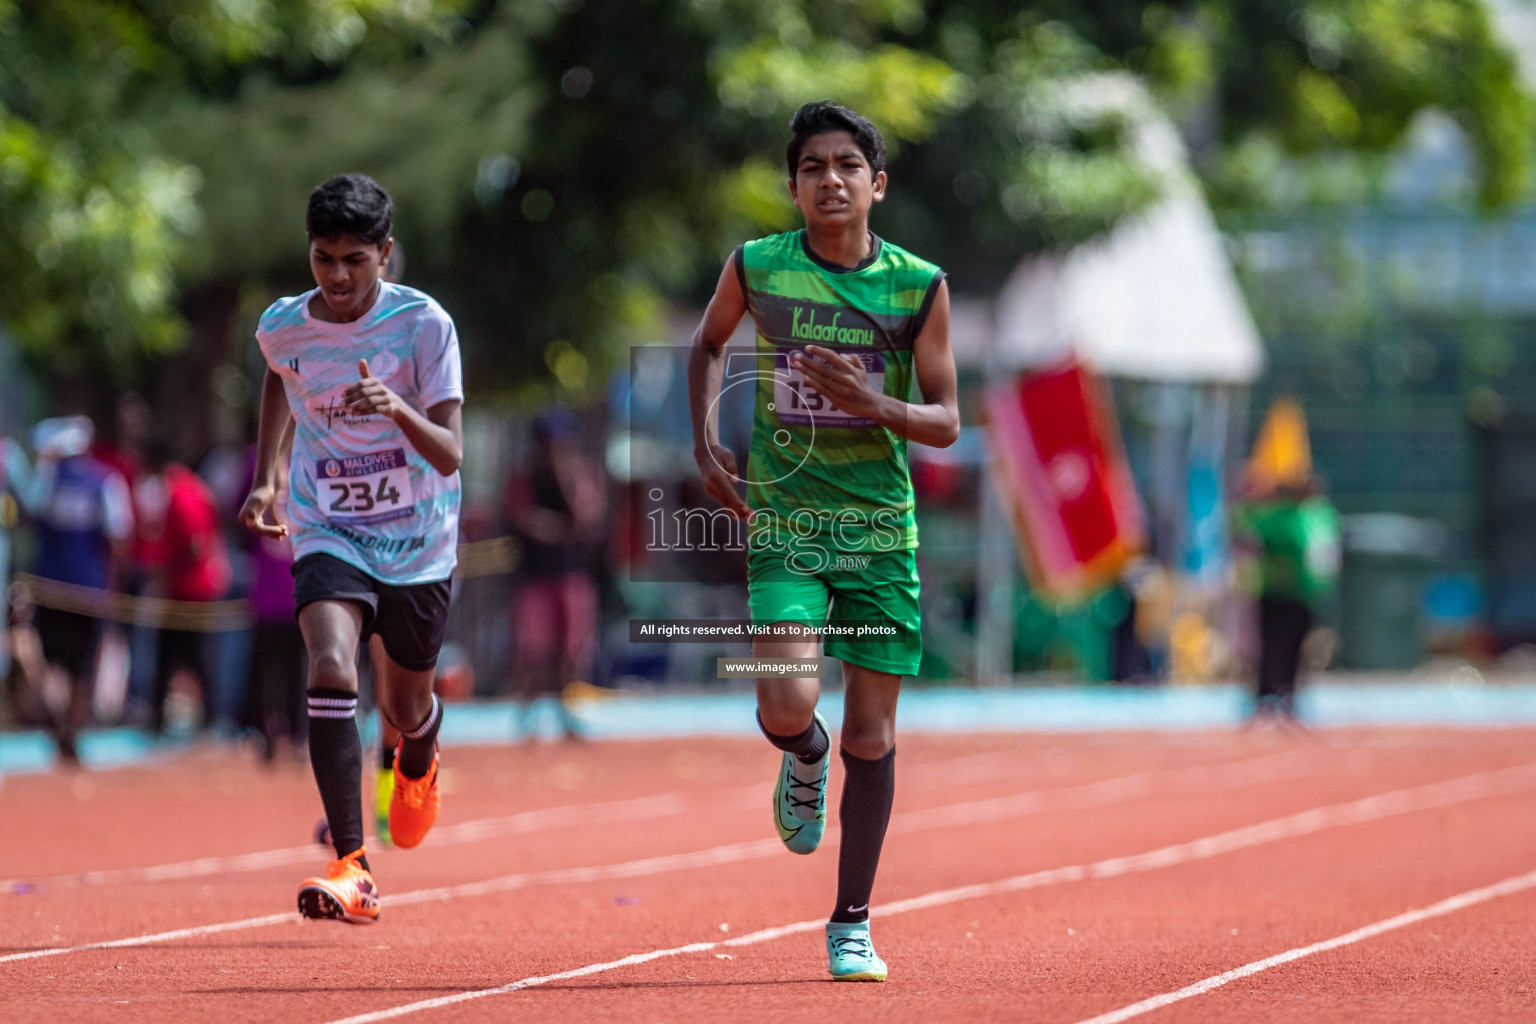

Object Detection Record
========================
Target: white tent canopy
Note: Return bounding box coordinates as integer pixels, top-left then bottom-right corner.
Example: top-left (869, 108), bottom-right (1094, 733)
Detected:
top-left (988, 76), bottom-right (1264, 385)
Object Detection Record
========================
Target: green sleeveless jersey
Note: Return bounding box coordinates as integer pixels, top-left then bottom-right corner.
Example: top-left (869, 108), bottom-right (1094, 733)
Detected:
top-left (735, 230), bottom-right (945, 554)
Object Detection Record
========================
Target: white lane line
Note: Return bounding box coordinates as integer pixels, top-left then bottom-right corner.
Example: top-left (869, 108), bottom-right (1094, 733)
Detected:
top-left (315, 763), bottom-right (1536, 1024)
top-left (0, 750), bottom-right (1008, 889)
top-left (5, 777), bottom-right (807, 890)
top-left (905, 744), bottom-right (1339, 793)
top-left (0, 749), bottom-right (1329, 966)
top-left (1069, 868), bottom-right (1536, 1024)
top-left (891, 749), bottom-right (1316, 833)
top-left (0, 913), bottom-right (299, 966)
top-left (0, 794), bottom-right (686, 890)
top-left (2, 748), bottom-right (1309, 891)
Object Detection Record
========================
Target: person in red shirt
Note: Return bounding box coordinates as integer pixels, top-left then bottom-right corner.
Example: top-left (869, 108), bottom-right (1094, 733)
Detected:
top-left (145, 440), bottom-right (232, 735)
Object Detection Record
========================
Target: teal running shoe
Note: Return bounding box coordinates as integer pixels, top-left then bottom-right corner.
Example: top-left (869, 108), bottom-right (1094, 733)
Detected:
top-left (826, 921), bottom-right (887, 982)
top-left (772, 710), bottom-right (829, 855)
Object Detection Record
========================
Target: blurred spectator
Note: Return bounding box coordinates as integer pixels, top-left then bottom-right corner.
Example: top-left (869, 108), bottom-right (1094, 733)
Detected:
top-left (200, 413), bottom-right (259, 742)
top-left (240, 455), bottom-right (305, 761)
top-left (1111, 559), bottom-right (1158, 683)
top-left (24, 416), bottom-right (133, 761)
top-left (503, 408), bottom-right (606, 740)
top-left (1234, 476), bottom-right (1341, 722)
top-left (92, 393), bottom-right (173, 725)
top-left (91, 393), bottom-right (165, 582)
top-left (144, 439), bottom-right (232, 735)
top-left (88, 392), bottom-right (150, 493)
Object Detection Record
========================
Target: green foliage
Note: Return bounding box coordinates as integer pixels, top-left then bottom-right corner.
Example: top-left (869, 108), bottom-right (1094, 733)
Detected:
top-left (716, 40), bottom-right (968, 141)
top-left (0, 111), bottom-right (197, 373)
top-left (1206, 0), bottom-right (1534, 209)
top-left (2, 0), bottom-right (1532, 395)
top-left (157, 5), bottom-right (542, 279)
top-left (0, 0), bottom-right (464, 378)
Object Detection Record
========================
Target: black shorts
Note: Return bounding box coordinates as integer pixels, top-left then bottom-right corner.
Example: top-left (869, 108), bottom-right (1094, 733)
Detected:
top-left (34, 606), bottom-right (103, 683)
top-left (292, 554), bottom-right (452, 672)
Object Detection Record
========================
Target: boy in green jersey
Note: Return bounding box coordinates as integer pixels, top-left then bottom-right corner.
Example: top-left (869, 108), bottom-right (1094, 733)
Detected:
top-left (687, 101), bottom-right (959, 981)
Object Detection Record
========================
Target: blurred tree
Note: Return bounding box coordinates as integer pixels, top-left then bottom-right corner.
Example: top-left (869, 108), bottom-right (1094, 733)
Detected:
top-left (1191, 0), bottom-right (1534, 211)
top-left (875, 0), bottom-right (1534, 286)
top-left (435, 0), bottom-right (1532, 388)
top-left (0, 0), bottom-right (466, 388)
top-left (2, 0), bottom-right (1530, 407)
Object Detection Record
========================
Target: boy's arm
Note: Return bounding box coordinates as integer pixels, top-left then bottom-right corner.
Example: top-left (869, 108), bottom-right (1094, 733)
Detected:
top-left (792, 279), bottom-right (960, 448)
top-left (343, 359), bottom-right (463, 476)
top-left (687, 257), bottom-right (750, 518)
top-left (238, 368), bottom-right (294, 539)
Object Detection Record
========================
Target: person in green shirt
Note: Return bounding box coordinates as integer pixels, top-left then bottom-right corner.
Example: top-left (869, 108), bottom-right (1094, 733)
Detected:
top-left (687, 101), bottom-right (959, 981)
top-left (1234, 478), bottom-right (1341, 721)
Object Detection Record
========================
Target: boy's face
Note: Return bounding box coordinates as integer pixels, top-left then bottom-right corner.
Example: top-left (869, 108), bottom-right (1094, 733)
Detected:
top-left (789, 130), bottom-right (886, 228)
top-left (309, 234), bottom-right (392, 321)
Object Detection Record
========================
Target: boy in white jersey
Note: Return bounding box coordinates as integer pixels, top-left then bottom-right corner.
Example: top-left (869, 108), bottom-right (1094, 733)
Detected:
top-left (240, 174), bottom-right (463, 923)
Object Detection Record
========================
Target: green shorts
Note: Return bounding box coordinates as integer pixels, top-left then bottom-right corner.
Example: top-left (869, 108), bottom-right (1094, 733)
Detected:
top-left (746, 547), bottom-right (922, 677)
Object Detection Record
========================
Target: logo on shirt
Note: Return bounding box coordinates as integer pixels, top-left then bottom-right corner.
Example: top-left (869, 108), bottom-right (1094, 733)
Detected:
top-left (288, 358), bottom-right (301, 375)
top-left (792, 306), bottom-right (876, 346)
top-left (324, 460), bottom-right (342, 478)
top-left (319, 521), bottom-right (427, 556)
top-left (313, 395), bottom-right (373, 430)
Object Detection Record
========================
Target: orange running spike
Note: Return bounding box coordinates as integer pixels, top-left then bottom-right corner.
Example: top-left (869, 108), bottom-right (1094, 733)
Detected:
top-left (296, 848), bottom-right (379, 924)
top-left (388, 748), bottom-right (441, 849)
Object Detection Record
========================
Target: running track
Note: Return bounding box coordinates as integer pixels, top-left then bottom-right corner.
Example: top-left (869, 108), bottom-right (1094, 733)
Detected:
top-left (3, 729), bottom-right (1535, 1022)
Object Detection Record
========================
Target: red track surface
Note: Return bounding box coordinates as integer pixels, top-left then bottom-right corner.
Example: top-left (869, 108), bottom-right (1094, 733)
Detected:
top-left (4, 729), bottom-right (1536, 1022)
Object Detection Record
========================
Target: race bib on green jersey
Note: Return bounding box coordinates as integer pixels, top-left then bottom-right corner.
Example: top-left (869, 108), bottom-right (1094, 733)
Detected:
top-left (773, 351), bottom-right (885, 428)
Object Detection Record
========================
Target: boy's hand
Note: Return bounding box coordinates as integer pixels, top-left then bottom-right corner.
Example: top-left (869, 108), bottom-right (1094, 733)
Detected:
top-left (238, 484), bottom-right (288, 539)
top-left (791, 346), bottom-right (881, 420)
top-left (695, 444), bottom-right (751, 519)
top-left (344, 358), bottom-right (406, 420)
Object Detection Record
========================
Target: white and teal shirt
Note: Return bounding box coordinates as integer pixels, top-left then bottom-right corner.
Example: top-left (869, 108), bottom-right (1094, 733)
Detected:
top-left (256, 283), bottom-right (463, 585)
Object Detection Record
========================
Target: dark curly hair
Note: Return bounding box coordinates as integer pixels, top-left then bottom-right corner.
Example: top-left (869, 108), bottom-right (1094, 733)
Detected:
top-left (786, 101), bottom-right (886, 179)
top-left (306, 173), bottom-right (393, 246)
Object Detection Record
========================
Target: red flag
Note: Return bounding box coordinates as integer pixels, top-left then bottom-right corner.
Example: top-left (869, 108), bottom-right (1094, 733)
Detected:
top-left (984, 357), bottom-right (1144, 598)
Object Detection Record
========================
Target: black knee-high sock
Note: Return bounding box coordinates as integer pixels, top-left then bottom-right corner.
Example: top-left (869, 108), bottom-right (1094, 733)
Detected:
top-left (758, 710), bottom-right (829, 765)
top-left (380, 732), bottom-right (395, 772)
top-left (830, 747), bottom-right (896, 924)
top-left (307, 688), bottom-right (368, 869)
top-left (397, 694), bottom-right (442, 779)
